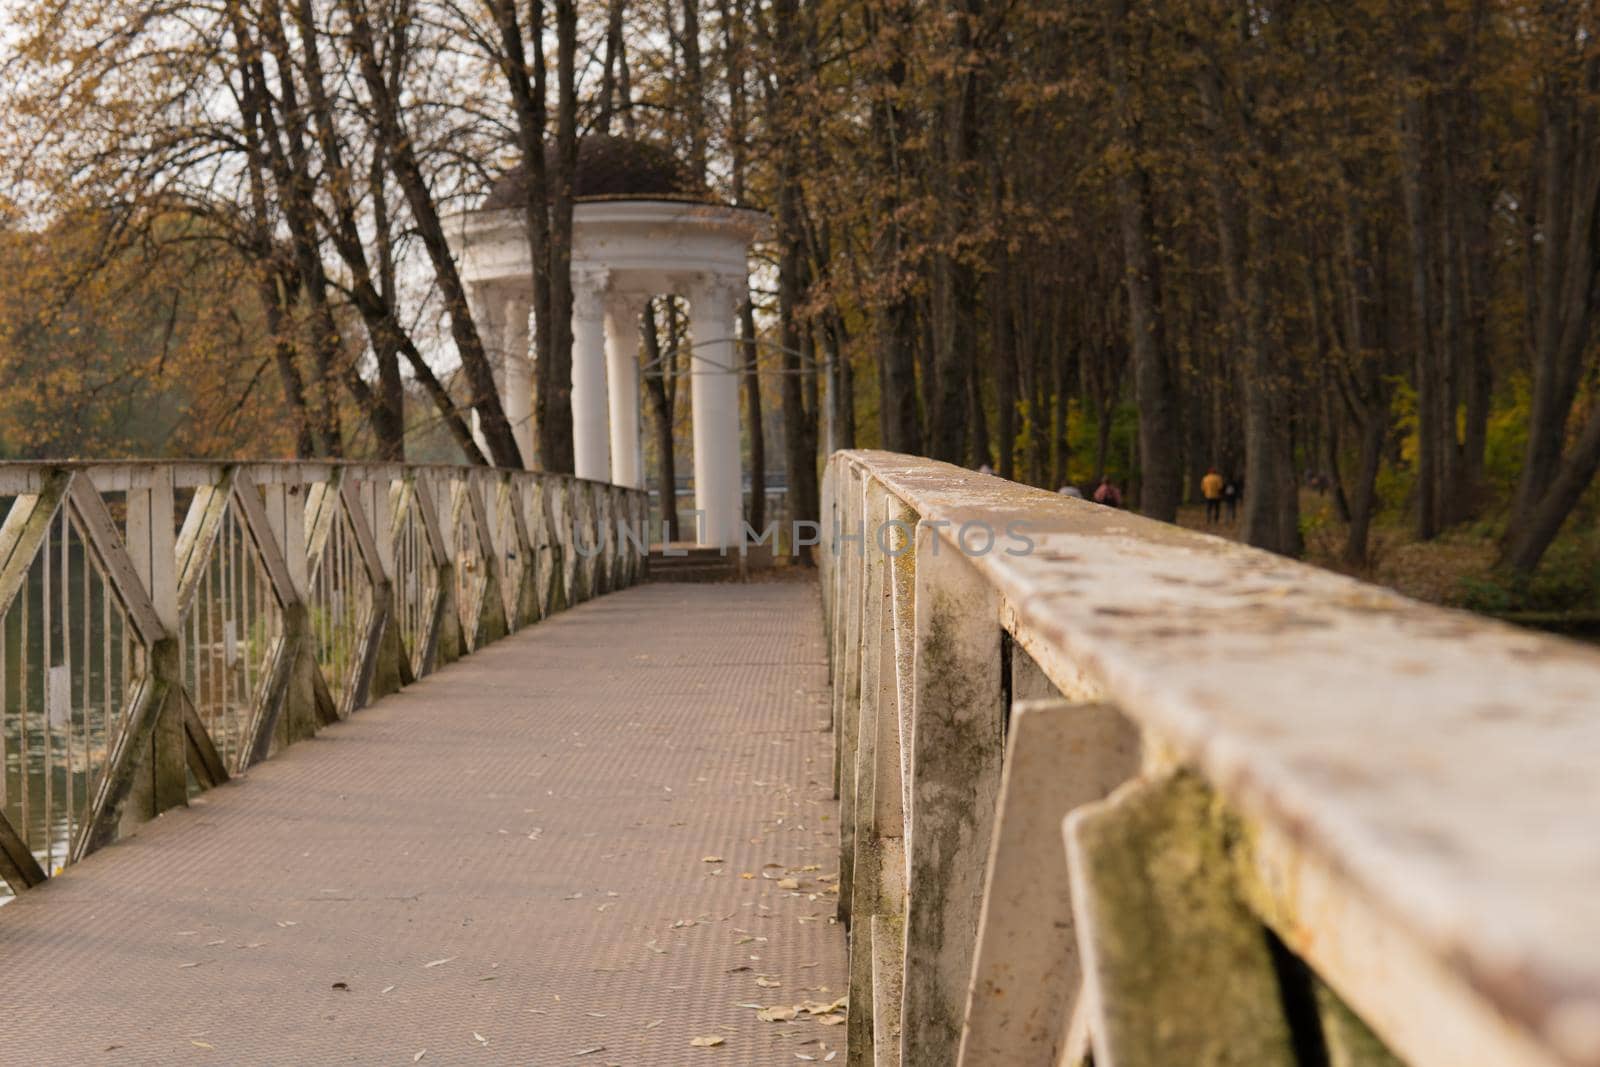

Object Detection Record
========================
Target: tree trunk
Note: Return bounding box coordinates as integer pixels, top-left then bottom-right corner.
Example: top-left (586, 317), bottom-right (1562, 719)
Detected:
top-left (1104, 0), bottom-right (1180, 521)
top-left (681, 0), bottom-right (707, 183)
top-left (772, 0), bottom-right (819, 549)
top-left (543, 0), bottom-right (580, 474)
top-left (867, 0), bottom-right (921, 455)
top-left (1505, 404), bottom-right (1600, 573)
top-left (487, 0), bottom-right (560, 469)
top-left (342, 0), bottom-right (522, 467)
top-left (642, 300), bottom-right (680, 541)
top-left (741, 297), bottom-right (765, 529)
top-left (993, 260), bottom-right (1016, 479)
top-left (720, 0), bottom-right (764, 527)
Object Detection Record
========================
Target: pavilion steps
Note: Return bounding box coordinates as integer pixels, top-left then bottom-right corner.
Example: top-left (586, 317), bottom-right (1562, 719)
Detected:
top-left (646, 543), bottom-right (773, 583)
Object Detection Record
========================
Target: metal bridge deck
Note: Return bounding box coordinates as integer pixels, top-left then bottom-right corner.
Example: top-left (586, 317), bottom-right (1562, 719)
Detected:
top-left (0, 580), bottom-right (844, 1065)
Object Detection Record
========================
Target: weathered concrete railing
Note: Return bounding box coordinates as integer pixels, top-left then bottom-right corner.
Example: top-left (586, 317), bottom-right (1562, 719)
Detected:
top-left (0, 461), bottom-right (646, 895)
top-left (822, 450), bottom-right (1600, 1067)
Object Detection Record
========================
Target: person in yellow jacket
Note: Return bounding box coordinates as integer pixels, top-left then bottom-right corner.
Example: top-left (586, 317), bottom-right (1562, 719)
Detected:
top-left (1201, 467), bottom-right (1224, 525)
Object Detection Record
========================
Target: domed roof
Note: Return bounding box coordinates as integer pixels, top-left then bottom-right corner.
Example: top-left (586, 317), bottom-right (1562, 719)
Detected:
top-left (481, 136), bottom-right (703, 210)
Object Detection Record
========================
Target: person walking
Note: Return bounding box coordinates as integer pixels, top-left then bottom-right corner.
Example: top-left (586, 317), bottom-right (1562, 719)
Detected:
top-left (1201, 467), bottom-right (1224, 525)
top-left (1093, 476), bottom-right (1122, 508)
top-left (1223, 476), bottom-right (1241, 522)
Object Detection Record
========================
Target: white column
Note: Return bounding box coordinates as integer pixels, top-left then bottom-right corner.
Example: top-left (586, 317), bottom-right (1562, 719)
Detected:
top-left (501, 291), bottom-right (534, 468)
top-left (689, 275), bottom-right (742, 548)
top-left (571, 269), bottom-right (612, 482)
top-left (605, 293), bottom-right (643, 489)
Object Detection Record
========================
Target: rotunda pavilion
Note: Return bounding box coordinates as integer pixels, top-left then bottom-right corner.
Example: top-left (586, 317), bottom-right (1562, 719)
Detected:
top-left (448, 136), bottom-right (768, 547)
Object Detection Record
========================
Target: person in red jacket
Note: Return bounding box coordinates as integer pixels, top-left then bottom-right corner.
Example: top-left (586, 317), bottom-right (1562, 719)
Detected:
top-left (1093, 476), bottom-right (1122, 508)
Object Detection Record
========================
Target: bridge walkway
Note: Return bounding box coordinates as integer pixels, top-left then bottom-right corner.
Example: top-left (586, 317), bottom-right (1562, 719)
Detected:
top-left (0, 580), bottom-right (845, 1065)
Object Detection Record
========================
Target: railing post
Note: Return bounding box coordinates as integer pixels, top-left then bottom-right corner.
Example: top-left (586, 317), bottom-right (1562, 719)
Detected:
top-left (369, 474), bottom-right (411, 691)
top-left (846, 486), bottom-right (916, 1067)
top-left (340, 477), bottom-right (402, 707)
top-left (467, 472), bottom-right (509, 646)
top-left (504, 476), bottom-right (539, 629)
top-left (899, 519), bottom-right (1004, 1067)
top-left (819, 457), bottom-right (835, 641)
top-left (831, 461), bottom-right (864, 809)
top-left (956, 698), bottom-right (1139, 1066)
top-left (262, 476), bottom-right (324, 751)
top-left (549, 479), bottom-right (574, 612)
top-left (844, 475), bottom-right (886, 1060)
top-left (1065, 773), bottom-right (1300, 1067)
top-left (602, 486), bottom-right (622, 593)
top-left (426, 473), bottom-right (464, 666)
top-left (119, 468), bottom-right (185, 826)
top-left (524, 478), bottom-right (553, 621)
top-left (570, 482), bottom-right (596, 602)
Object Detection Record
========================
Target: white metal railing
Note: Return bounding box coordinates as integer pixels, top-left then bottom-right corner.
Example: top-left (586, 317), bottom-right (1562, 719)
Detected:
top-left (0, 461), bottom-right (646, 897)
top-left (822, 449), bottom-right (1600, 1067)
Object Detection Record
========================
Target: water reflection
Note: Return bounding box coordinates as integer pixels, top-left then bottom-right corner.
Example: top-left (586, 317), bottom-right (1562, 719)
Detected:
top-left (0, 530), bottom-right (134, 906)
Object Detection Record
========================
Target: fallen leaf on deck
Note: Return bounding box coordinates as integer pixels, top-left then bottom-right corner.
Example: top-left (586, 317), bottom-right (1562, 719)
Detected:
top-left (758, 1006), bottom-right (798, 1022)
top-left (413, 1052), bottom-right (426, 1063)
top-left (777, 879), bottom-right (800, 890)
top-left (575, 1046), bottom-right (606, 1056)
top-left (190, 1041), bottom-right (213, 1050)
top-left (473, 1032), bottom-right (488, 1045)
top-left (817, 1015), bottom-right (845, 1026)
top-left (690, 1036), bottom-right (725, 1048)
top-left (755, 977), bottom-right (781, 988)
top-left (702, 856), bottom-right (723, 863)
top-left (799, 998), bottom-right (847, 1015)
top-left (424, 957), bottom-right (457, 968)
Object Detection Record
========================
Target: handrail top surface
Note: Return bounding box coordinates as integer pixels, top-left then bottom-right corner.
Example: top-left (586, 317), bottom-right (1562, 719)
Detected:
top-left (834, 449), bottom-right (1600, 1036)
top-left (0, 460), bottom-right (632, 494)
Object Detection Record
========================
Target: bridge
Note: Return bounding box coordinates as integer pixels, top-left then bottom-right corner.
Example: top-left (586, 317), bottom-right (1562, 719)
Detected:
top-left (0, 453), bottom-right (1596, 1067)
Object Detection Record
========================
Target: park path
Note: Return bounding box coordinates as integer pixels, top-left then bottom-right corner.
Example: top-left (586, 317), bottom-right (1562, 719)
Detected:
top-left (0, 580), bottom-right (845, 1065)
